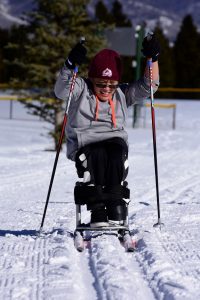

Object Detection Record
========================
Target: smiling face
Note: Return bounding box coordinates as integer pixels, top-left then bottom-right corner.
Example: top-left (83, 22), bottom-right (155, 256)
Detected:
top-left (92, 78), bottom-right (119, 101)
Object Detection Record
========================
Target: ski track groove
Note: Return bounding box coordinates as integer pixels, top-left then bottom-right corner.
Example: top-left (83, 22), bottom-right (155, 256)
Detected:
top-left (160, 228), bottom-right (200, 281)
top-left (133, 232), bottom-right (196, 300)
top-left (82, 233), bottom-right (155, 300)
top-left (2, 162), bottom-right (199, 300)
top-left (135, 172), bottom-right (200, 208)
top-left (0, 164), bottom-right (66, 193)
top-left (85, 240), bottom-right (106, 300)
top-left (131, 175), bottom-right (200, 300)
top-left (1, 115), bottom-right (200, 299)
top-left (0, 236), bottom-right (46, 299)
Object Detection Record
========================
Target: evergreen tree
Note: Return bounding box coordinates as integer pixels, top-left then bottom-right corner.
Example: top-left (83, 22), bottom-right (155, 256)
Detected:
top-left (0, 28), bottom-right (9, 83)
top-left (95, 0), bottom-right (131, 27)
top-left (111, 0), bottom-right (132, 27)
top-left (22, 0), bottom-right (106, 88)
top-left (8, 0), bottom-right (106, 149)
top-left (174, 15), bottom-right (200, 88)
top-left (4, 25), bottom-right (28, 84)
top-left (0, 50), bottom-right (3, 83)
top-left (95, 0), bottom-right (114, 24)
top-left (153, 26), bottom-right (175, 90)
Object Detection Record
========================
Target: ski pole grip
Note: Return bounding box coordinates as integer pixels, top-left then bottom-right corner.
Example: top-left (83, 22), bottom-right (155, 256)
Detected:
top-left (79, 36), bottom-right (86, 45)
top-left (146, 32), bottom-right (154, 64)
top-left (74, 37), bottom-right (86, 72)
top-left (147, 32), bottom-right (154, 41)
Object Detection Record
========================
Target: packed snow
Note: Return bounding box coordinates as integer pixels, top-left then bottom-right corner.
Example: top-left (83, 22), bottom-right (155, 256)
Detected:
top-left (0, 98), bottom-right (200, 299)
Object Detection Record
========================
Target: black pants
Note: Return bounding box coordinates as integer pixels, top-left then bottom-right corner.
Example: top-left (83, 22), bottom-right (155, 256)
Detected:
top-left (74, 138), bottom-right (129, 215)
top-left (75, 137), bottom-right (128, 186)
top-left (74, 138), bottom-right (129, 216)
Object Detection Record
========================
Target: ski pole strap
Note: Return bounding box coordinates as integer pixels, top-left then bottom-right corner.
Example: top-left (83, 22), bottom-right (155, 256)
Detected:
top-left (147, 59), bottom-right (154, 106)
top-left (74, 66), bottom-right (78, 73)
top-left (69, 67), bottom-right (78, 92)
top-left (65, 66), bottom-right (79, 115)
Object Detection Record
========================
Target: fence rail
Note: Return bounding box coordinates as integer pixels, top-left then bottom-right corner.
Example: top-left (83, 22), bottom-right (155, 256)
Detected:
top-left (0, 95), bottom-right (56, 121)
top-left (144, 103), bottom-right (176, 129)
top-left (159, 87), bottom-right (200, 93)
top-left (0, 95), bottom-right (55, 103)
top-left (0, 95), bottom-right (176, 129)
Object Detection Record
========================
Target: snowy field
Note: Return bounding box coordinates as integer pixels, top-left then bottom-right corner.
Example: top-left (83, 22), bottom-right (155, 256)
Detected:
top-left (0, 99), bottom-right (200, 299)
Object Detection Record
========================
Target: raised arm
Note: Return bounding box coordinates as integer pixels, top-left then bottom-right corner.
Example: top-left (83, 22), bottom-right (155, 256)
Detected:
top-left (54, 41), bottom-right (87, 101)
top-left (125, 33), bottom-right (160, 106)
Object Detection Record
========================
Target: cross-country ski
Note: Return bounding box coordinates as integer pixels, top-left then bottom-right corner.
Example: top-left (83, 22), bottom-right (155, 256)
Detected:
top-left (74, 227), bottom-right (137, 252)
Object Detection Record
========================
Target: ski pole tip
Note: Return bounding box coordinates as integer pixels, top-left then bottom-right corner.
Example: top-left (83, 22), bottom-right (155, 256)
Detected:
top-left (38, 226), bottom-right (45, 236)
top-left (153, 219), bottom-right (164, 230)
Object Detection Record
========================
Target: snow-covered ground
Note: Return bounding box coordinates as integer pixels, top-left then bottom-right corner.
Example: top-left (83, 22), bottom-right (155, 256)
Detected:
top-left (0, 99), bottom-right (200, 299)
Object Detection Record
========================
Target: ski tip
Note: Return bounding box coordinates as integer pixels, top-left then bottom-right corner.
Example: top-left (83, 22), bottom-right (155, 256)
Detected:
top-left (76, 245), bottom-right (85, 252)
top-left (74, 240), bottom-right (85, 252)
top-left (74, 230), bottom-right (85, 252)
top-left (120, 232), bottom-right (137, 252)
top-left (126, 240), bottom-right (137, 252)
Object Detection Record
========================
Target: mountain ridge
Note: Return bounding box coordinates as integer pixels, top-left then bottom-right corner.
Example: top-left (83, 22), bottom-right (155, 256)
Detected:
top-left (0, 0), bottom-right (200, 40)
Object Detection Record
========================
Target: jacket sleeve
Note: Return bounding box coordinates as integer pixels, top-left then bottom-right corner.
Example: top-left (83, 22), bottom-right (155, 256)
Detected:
top-left (124, 75), bottom-right (160, 107)
top-left (54, 65), bottom-right (85, 103)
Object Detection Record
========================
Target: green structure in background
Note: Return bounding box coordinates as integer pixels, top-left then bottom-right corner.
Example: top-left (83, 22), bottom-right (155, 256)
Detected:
top-left (133, 24), bottom-right (145, 127)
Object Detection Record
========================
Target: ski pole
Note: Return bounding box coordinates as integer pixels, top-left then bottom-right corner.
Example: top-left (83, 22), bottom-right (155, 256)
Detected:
top-left (147, 56), bottom-right (163, 228)
top-left (39, 37), bottom-right (85, 232)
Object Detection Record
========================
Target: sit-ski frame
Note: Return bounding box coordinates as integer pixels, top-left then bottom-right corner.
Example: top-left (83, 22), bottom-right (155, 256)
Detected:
top-left (74, 203), bottom-right (136, 252)
top-left (75, 203), bottom-right (130, 232)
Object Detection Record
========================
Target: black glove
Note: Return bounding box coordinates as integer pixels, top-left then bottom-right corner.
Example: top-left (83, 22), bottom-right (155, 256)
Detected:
top-left (141, 33), bottom-right (160, 62)
top-left (65, 42), bottom-right (87, 69)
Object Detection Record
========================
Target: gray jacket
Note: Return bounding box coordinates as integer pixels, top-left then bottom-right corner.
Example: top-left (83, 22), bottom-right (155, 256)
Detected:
top-left (54, 66), bottom-right (159, 161)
